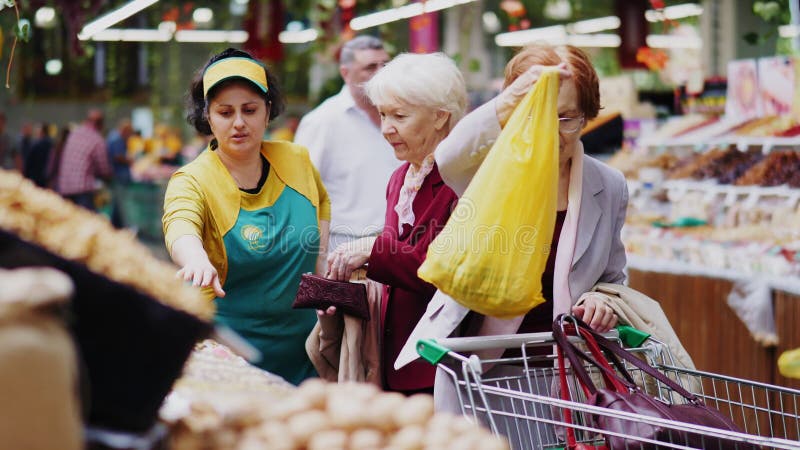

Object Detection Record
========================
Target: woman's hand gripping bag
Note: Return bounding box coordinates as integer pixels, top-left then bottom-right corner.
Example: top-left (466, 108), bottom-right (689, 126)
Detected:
top-left (418, 69), bottom-right (560, 318)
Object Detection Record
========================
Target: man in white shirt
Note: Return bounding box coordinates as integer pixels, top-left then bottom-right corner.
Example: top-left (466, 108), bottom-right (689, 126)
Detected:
top-left (295, 36), bottom-right (400, 252)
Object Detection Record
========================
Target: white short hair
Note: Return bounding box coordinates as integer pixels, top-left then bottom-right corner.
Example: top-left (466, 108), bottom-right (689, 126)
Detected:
top-left (365, 52), bottom-right (467, 132)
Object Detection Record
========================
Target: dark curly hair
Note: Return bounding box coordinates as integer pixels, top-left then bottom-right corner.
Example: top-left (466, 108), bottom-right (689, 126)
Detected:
top-left (186, 48), bottom-right (285, 137)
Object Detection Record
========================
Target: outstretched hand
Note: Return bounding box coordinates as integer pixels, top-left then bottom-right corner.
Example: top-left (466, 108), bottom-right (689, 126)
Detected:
top-left (495, 63), bottom-right (572, 127)
top-left (176, 260), bottom-right (226, 298)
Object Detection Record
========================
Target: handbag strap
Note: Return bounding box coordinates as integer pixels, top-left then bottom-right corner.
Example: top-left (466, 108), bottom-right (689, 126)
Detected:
top-left (553, 318), bottom-right (633, 395)
top-left (564, 314), bottom-right (701, 403)
top-left (576, 325), bottom-right (632, 391)
top-left (557, 345), bottom-right (579, 449)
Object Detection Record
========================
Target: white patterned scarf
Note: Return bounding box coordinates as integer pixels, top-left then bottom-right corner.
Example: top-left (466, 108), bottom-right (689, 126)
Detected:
top-left (394, 153), bottom-right (436, 231)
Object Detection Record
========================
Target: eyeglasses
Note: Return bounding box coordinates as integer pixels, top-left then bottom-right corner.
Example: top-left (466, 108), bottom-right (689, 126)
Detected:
top-left (558, 115), bottom-right (584, 133)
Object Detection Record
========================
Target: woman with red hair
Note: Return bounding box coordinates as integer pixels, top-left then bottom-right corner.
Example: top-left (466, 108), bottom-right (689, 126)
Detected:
top-left (399, 45), bottom-right (629, 429)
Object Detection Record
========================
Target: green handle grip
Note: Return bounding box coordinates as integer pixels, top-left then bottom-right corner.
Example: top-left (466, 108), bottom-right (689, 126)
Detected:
top-left (617, 324), bottom-right (650, 347)
top-left (417, 339), bottom-right (450, 365)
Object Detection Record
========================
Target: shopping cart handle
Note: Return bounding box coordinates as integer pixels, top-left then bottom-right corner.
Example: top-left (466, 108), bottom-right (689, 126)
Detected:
top-left (417, 339), bottom-right (450, 365)
top-left (616, 324), bottom-right (650, 347)
top-left (415, 328), bottom-right (647, 366)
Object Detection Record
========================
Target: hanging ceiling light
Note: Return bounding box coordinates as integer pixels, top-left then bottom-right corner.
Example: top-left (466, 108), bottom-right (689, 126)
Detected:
top-left (350, 0), bottom-right (478, 30)
top-left (192, 7), bottom-right (214, 25)
top-left (645, 3), bottom-right (704, 22)
top-left (278, 28), bottom-right (318, 44)
top-left (543, 0), bottom-right (571, 20)
top-left (495, 25), bottom-right (566, 47)
top-left (495, 18), bottom-right (622, 48)
top-left (646, 34), bottom-right (702, 49)
top-left (279, 21), bottom-right (317, 44)
top-left (78, 0), bottom-right (160, 41)
top-left (482, 11), bottom-right (501, 34)
top-left (230, 0), bottom-right (248, 16)
top-left (45, 59), bottom-right (63, 75)
top-left (174, 30), bottom-right (248, 43)
top-left (566, 16), bottom-right (621, 34)
top-left (34, 6), bottom-right (57, 29)
top-left (89, 28), bottom-right (172, 42)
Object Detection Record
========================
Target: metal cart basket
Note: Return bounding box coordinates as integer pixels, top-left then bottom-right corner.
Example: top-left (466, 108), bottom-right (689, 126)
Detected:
top-left (417, 330), bottom-right (800, 450)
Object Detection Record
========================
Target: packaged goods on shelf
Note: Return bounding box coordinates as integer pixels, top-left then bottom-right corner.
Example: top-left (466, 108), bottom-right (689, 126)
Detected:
top-left (641, 114), bottom-right (712, 141)
top-left (735, 150), bottom-right (800, 187)
top-left (624, 224), bottom-right (799, 278)
top-left (623, 178), bottom-right (800, 281)
top-left (606, 150), bottom-right (679, 180)
top-left (692, 148), bottom-right (764, 183)
top-left (731, 115), bottom-right (794, 137)
top-left (666, 147), bottom-right (727, 180)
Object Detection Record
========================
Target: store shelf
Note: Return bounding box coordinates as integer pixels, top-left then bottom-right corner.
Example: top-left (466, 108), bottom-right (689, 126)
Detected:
top-left (627, 179), bottom-right (800, 205)
top-left (640, 135), bottom-right (800, 151)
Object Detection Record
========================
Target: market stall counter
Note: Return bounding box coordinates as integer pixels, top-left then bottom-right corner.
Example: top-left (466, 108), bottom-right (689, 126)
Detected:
top-left (628, 269), bottom-right (800, 391)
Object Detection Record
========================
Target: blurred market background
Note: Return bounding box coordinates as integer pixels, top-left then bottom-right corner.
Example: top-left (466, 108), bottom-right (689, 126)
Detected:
top-left (0, 0), bottom-right (796, 270)
top-left (0, 1), bottom-right (793, 235)
top-left (2, 0), bottom-right (800, 443)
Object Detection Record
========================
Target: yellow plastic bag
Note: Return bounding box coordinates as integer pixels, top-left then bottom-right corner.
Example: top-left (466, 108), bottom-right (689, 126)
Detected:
top-left (418, 69), bottom-right (560, 319)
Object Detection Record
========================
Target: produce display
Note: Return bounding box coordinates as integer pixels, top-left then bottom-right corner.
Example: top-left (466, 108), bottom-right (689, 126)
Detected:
top-left (686, 148), bottom-right (763, 184)
top-left (735, 150), bottom-right (800, 187)
top-left (608, 110), bottom-right (800, 282)
top-left (0, 169), bottom-right (211, 320)
top-left (164, 342), bottom-right (509, 450)
top-left (665, 147), bottom-right (728, 180)
top-left (0, 169), bottom-right (215, 435)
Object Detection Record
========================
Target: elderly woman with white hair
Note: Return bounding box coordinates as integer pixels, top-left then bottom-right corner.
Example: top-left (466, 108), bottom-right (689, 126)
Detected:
top-left (326, 52), bottom-right (467, 394)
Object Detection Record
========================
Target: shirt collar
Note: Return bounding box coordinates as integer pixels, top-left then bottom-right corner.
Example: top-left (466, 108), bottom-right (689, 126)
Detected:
top-left (334, 85), bottom-right (359, 113)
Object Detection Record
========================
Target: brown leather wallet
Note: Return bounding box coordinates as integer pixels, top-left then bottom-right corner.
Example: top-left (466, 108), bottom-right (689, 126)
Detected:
top-left (292, 273), bottom-right (370, 320)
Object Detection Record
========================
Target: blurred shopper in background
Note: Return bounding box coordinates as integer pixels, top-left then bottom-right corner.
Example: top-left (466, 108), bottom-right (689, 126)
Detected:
top-left (56, 109), bottom-right (112, 211)
top-left (269, 113), bottom-right (300, 142)
top-left (107, 119), bottom-right (134, 228)
top-left (163, 48), bottom-right (330, 384)
top-left (23, 122), bottom-right (54, 188)
top-left (294, 35), bottom-right (400, 254)
top-left (0, 112), bottom-right (21, 172)
top-left (325, 53), bottom-right (467, 395)
top-left (107, 119), bottom-right (134, 184)
top-left (46, 126), bottom-right (71, 190)
top-left (18, 122), bottom-right (34, 169)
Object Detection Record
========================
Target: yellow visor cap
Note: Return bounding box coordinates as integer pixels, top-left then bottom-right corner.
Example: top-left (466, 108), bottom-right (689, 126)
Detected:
top-left (202, 57), bottom-right (268, 98)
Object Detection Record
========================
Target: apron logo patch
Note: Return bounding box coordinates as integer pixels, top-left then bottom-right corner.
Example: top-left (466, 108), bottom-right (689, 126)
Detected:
top-left (240, 224), bottom-right (269, 252)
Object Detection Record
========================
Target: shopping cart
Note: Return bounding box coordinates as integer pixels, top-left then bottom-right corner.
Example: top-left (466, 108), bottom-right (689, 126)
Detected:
top-left (417, 329), bottom-right (800, 449)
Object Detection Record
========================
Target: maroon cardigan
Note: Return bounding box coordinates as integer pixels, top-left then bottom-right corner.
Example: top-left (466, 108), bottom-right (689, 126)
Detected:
top-left (366, 162), bottom-right (458, 392)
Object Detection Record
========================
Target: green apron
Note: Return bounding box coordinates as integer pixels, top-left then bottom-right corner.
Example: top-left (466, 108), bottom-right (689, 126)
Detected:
top-left (215, 185), bottom-right (319, 385)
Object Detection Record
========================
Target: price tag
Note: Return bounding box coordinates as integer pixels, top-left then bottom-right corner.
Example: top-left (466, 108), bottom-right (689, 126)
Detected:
top-left (762, 138), bottom-right (774, 154)
top-left (737, 139), bottom-right (749, 152)
top-left (667, 182), bottom-right (688, 203)
top-left (703, 186), bottom-right (720, 203)
top-left (724, 189), bottom-right (739, 207)
top-left (785, 192), bottom-right (800, 209)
